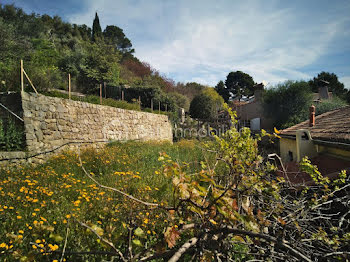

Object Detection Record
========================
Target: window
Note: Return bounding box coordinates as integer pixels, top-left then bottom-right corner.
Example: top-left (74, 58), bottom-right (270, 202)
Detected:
top-left (288, 151), bottom-right (293, 162)
top-left (301, 132), bottom-right (309, 140)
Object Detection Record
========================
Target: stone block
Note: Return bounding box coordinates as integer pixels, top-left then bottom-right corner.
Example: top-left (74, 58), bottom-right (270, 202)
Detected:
top-left (26, 133), bottom-right (36, 140)
top-left (43, 129), bottom-right (53, 136)
top-left (50, 139), bottom-right (64, 147)
top-left (23, 110), bottom-right (32, 118)
top-left (49, 105), bottom-right (56, 112)
top-left (47, 123), bottom-right (57, 130)
top-left (52, 131), bottom-right (61, 139)
top-left (35, 129), bottom-right (43, 141)
top-left (57, 104), bottom-right (68, 113)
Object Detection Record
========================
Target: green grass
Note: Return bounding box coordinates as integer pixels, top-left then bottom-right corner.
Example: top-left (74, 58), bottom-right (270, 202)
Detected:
top-left (0, 140), bottom-right (211, 261)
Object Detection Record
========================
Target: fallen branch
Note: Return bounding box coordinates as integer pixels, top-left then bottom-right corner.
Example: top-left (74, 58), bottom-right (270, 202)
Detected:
top-left (168, 237), bottom-right (198, 262)
top-left (60, 227), bottom-right (69, 262)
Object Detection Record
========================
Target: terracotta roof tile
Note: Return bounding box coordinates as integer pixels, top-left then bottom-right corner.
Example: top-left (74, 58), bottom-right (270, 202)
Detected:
top-left (231, 101), bottom-right (249, 106)
top-left (280, 106), bottom-right (350, 143)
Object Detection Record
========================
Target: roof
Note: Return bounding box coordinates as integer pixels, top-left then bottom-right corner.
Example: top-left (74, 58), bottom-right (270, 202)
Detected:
top-left (281, 106), bottom-right (350, 144)
top-left (277, 154), bottom-right (350, 186)
top-left (231, 100), bottom-right (249, 106)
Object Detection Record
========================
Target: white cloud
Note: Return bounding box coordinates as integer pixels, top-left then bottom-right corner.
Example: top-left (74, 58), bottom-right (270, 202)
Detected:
top-left (340, 76), bottom-right (350, 90)
top-left (67, 0), bottom-right (350, 87)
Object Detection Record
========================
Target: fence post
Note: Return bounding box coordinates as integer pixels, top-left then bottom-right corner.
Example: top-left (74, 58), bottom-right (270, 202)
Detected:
top-left (151, 99), bottom-right (153, 112)
top-left (22, 68), bottom-right (38, 95)
top-left (159, 101), bottom-right (161, 113)
top-left (104, 82), bottom-right (106, 98)
top-left (68, 73), bottom-right (71, 100)
top-left (122, 90), bottom-right (124, 101)
top-left (100, 84), bottom-right (102, 104)
top-left (165, 104), bottom-right (168, 112)
top-left (20, 60), bottom-right (24, 92)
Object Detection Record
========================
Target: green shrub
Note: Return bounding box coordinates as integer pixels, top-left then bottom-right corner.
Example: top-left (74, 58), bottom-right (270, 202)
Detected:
top-left (316, 96), bottom-right (347, 116)
top-left (102, 98), bottom-right (140, 111)
top-left (0, 119), bottom-right (5, 148)
top-left (0, 118), bottom-right (25, 151)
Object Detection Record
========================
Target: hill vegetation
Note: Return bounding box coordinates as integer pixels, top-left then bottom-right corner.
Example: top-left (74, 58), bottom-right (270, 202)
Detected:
top-left (0, 4), bottom-right (208, 114)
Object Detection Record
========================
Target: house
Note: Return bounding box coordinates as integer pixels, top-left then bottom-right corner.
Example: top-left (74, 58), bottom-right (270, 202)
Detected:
top-left (231, 81), bottom-right (334, 133)
top-left (231, 83), bottom-right (274, 131)
top-left (279, 105), bottom-right (350, 183)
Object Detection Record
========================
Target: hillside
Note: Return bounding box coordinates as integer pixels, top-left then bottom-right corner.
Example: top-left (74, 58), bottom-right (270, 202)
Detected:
top-left (0, 4), bottom-right (207, 112)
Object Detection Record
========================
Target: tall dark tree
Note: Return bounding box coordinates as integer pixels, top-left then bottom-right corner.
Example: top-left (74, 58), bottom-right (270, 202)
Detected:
top-left (225, 71), bottom-right (255, 100)
top-left (215, 80), bottom-right (230, 102)
top-left (309, 71), bottom-right (346, 98)
top-left (103, 25), bottom-right (134, 54)
top-left (92, 12), bottom-right (102, 41)
top-left (189, 92), bottom-right (220, 120)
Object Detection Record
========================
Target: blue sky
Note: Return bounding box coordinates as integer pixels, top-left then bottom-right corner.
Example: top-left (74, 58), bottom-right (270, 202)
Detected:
top-left (2, 0), bottom-right (350, 89)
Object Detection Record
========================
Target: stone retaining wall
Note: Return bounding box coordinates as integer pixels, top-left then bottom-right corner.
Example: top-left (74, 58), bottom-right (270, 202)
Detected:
top-left (22, 92), bottom-right (172, 153)
top-left (0, 92), bottom-right (173, 165)
top-left (0, 151), bottom-right (27, 165)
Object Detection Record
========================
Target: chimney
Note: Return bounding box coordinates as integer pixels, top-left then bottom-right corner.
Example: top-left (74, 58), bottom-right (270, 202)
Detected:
top-left (318, 80), bottom-right (330, 100)
top-left (253, 83), bottom-right (264, 101)
top-left (309, 105), bottom-right (315, 127)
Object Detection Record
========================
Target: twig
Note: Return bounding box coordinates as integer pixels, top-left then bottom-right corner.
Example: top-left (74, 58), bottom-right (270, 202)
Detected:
top-left (41, 250), bottom-right (123, 256)
top-left (60, 227), bottom-right (69, 262)
top-left (209, 227), bottom-right (312, 262)
top-left (339, 209), bottom-right (350, 228)
top-left (324, 251), bottom-right (350, 257)
top-left (76, 219), bottom-right (127, 262)
top-left (128, 226), bottom-right (133, 260)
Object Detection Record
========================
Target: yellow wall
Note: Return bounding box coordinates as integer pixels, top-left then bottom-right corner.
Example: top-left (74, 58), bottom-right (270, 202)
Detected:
top-left (280, 138), bottom-right (297, 162)
top-left (281, 137), bottom-right (350, 163)
top-left (317, 145), bottom-right (350, 160)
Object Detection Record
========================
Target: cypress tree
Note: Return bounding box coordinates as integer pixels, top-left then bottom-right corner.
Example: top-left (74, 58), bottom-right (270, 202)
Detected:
top-left (92, 12), bottom-right (102, 41)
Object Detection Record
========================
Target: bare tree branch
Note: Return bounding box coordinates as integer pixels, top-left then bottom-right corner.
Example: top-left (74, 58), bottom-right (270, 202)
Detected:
top-left (76, 219), bottom-right (127, 262)
top-left (60, 226), bottom-right (69, 262)
top-left (168, 237), bottom-right (198, 262)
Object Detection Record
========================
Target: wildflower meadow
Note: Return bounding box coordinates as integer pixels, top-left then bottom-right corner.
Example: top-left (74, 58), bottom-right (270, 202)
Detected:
top-left (0, 140), bottom-right (209, 261)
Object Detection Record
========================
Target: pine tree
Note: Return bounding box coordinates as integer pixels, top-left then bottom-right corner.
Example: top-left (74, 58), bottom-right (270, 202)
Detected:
top-left (215, 80), bottom-right (230, 102)
top-left (92, 12), bottom-right (102, 41)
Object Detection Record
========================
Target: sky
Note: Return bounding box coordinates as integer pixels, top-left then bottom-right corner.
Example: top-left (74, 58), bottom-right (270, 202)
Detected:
top-left (2, 0), bottom-right (350, 89)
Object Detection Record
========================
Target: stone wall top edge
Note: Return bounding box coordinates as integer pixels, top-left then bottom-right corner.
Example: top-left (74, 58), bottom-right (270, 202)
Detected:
top-left (22, 92), bottom-right (170, 121)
